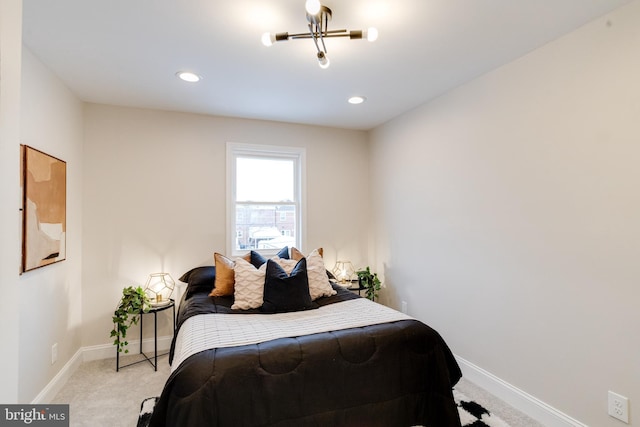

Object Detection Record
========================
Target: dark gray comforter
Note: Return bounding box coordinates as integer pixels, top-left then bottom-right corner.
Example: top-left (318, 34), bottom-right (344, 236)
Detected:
top-left (149, 285), bottom-right (462, 427)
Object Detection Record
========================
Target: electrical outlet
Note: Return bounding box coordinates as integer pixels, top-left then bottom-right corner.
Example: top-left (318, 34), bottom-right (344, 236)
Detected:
top-left (608, 391), bottom-right (629, 423)
top-left (51, 343), bottom-right (58, 365)
top-left (401, 301), bottom-right (408, 314)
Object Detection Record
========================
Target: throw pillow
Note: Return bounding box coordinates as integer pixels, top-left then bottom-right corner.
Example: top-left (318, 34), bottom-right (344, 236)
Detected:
top-left (179, 266), bottom-right (216, 298)
top-left (232, 258), bottom-right (267, 310)
top-left (272, 257), bottom-right (300, 274)
top-left (291, 247), bottom-right (323, 260)
top-left (210, 252), bottom-right (250, 297)
top-left (290, 247), bottom-right (336, 300)
top-left (249, 247), bottom-right (290, 268)
top-left (248, 250), bottom-right (267, 269)
top-left (262, 258), bottom-right (317, 313)
top-left (277, 246), bottom-right (290, 259)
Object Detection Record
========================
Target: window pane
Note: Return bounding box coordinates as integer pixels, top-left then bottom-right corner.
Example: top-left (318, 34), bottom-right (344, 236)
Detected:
top-left (236, 157), bottom-right (294, 202)
top-left (234, 204), bottom-right (296, 251)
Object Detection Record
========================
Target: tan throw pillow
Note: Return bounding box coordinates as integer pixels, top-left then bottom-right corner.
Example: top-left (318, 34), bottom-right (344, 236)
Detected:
top-left (232, 258), bottom-right (267, 310)
top-left (290, 247), bottom-right (335, 300)
top-left (210, 252), bottom-right (250, 297)
top-left (291, 247), bottom-right (303, 261)
top-left (291, 247), bottom-right (323, 260)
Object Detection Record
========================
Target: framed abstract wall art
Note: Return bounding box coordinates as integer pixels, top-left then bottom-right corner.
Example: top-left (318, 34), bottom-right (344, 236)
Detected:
top-left (21, 145), bottom-right (67, 272)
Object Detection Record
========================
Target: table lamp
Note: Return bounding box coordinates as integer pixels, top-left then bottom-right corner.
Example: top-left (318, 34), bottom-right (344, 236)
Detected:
top-left (332, 260), bottom-right (355, 285)
top-left (144, 272), bottom-right (175, 305)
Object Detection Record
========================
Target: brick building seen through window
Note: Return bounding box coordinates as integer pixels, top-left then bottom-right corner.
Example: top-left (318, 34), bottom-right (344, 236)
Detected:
top-left (235, 205), bottom-right (296, 250)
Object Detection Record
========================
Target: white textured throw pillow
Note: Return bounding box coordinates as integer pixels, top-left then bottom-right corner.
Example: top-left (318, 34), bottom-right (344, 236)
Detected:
top-left (272, 257), bottom-right (301, 275)
top-left (232, 258), bottom-right (267, 310)
top-left (300, 249), bottom-right (336, 300)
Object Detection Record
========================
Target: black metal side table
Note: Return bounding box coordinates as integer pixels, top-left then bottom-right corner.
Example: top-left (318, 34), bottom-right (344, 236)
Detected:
top-left (346, 280), bottom-right (364, 296)
top-left (116, 299), bottom-right (176, 372)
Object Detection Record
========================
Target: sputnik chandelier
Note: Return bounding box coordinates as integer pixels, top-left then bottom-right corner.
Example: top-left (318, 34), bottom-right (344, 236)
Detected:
top-left (261, 0), bottom-right (378, 69)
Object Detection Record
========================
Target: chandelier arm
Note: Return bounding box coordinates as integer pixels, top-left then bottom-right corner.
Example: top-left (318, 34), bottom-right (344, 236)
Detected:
top-left (288, 33), bottom-right (313, 40)
top-left (309, 23), bottom-right (323, 53)
top-left (324, 10), bottom-right (329, 35)
top-left (288, 29), bottom-right (348, 39)
top-left (319, 20), bottom-right (328, 52)
top-left (319, 32), bottom-right (327, 53)
top-left (323, 33), bottom-right (358, 38)
top-left (320, 12), bottom-right (330, 52)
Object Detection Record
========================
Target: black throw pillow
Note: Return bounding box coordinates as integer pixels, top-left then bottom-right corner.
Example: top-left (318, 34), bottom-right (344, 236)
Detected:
top-left (249, 247), bottom-right (290, 268)
top-left (277, 246), bottom-right (290, 259)
top-left (261, 258), bottom-right (317, 313)
top-left (249, 251), bottom-right (268, 268)
top-left (179, 266), bottom-right (216, 299)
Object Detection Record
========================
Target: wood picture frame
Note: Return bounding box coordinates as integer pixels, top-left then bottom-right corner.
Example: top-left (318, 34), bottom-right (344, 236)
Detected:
top-left (21, 145), bottom-right (67, 272)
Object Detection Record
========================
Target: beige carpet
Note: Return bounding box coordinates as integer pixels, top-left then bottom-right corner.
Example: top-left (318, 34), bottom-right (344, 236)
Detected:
top-left (51, 354), bottom-right (170, 427)
top-left (52, 354), bottom-right (543, 427)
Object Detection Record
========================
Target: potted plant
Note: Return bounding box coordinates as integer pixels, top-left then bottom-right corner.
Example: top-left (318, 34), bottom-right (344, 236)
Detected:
top-left (356, 266), bottom-right (381, 301)
top-left (110, 286), bottom-right (150, 353)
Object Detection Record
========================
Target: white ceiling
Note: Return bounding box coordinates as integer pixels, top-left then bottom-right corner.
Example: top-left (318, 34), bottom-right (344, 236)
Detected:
top-left (22, 0), bottom-right (631, 130)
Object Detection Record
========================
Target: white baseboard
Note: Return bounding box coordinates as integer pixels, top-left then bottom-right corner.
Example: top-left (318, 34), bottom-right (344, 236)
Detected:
top-left (31, 348), bottom-right (84, 404)
top-left (455, 355), bottom-right (588, 427)
top-left (82, 335), bottom-right (173, 362)
top-left (32, 335), bottom-right (173, 404)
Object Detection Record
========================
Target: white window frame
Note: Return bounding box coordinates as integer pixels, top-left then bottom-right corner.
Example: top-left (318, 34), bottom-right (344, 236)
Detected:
top-left (227, 142), bottom-right (306, 257)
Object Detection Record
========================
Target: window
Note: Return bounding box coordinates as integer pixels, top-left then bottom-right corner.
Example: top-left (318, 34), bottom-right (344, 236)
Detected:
top-left (227, 143), bottom-right (305, 256)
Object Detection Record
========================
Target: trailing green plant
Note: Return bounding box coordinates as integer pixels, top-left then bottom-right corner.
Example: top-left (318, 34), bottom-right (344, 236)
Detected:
top-left (356, 266), bottom-right (381, 301)
top-left (110, 286), bottom-right (150, 353)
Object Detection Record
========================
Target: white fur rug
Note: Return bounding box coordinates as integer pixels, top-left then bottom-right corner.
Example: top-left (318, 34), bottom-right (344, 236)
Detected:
top-left (455, 389), bottom-right (511, 426)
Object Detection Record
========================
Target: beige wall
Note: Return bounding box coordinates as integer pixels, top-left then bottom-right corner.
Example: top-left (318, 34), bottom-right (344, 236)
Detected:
top-left (0, 0), bottom-right (23, 404)
top-left (18, 48), bottom-right (84, 402)
top-left (81, 104), bottom-right (370, 347)
top-left (370, 2), bottom-right (640, 426)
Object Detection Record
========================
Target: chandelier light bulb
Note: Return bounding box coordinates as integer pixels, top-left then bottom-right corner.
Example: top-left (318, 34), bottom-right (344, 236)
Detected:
top-left (305, 0), bottom-right (322, 15)
top-left (317, 52), bottom-right (330, 69)
top-left (366, 27), bottom-right (379, 42)
top-left (261, 32), bottom-right (275, 46)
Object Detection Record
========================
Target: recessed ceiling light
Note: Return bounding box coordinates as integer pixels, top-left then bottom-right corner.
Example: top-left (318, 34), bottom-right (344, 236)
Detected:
top-left (348, 96), bottom-right (366, 105)
top-left (176, 71), bottom-right (201, 83)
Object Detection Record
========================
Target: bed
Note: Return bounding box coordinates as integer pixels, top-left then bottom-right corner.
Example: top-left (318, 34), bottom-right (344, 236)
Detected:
top-left (149, 253), bottom-right (462, 427)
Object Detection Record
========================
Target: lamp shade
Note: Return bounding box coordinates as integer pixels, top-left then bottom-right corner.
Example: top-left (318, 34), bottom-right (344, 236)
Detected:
top-left (144, 273), bottom-right (175, 305)
top-left (332, 260), bottom-right (355, 284)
